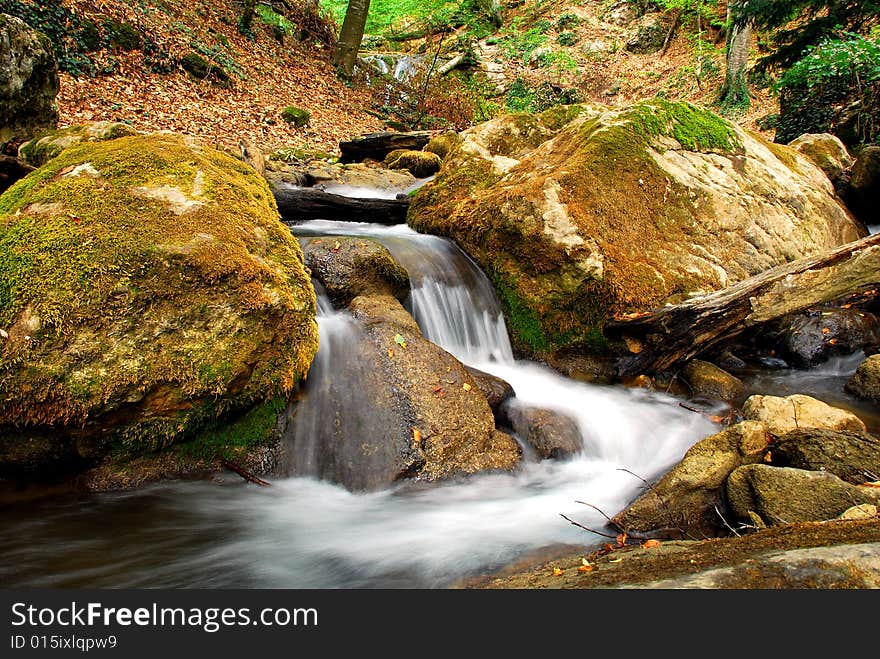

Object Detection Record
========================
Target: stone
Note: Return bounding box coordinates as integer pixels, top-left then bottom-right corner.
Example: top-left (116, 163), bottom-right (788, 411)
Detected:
top-left (788, 133), bottom-right (853, 184)
top-left (846, 354), bottom-right (880, 403)
top-left (302, 236), bottom-right (410, 307)
top-left (501, 401), bottom-right (583, 460)
top-left (742, 394), bottom-right (867, 436)
top-left (18, 122), bottom-right (138, 167)
top-left (611, 421), bottom-right (769, 538)
top-left (681, 359), bottom-right (745, 402)
top-left (0, 133), bottom-right (319, 480)
top-left (838, 504), bottom-right (878, 521)
top-left (771, 428), bottom-right (880, 485)
top-left (408, 100), bottom-right (863, 363)
top-left (770, 307), bottom-right (880, 367)
top-left (726, 464), bottom-right (880, 526)
top-left (384, 149), bottom-right (442, 178)
top-left (0, 14), bottom-right (59, 153)
top-left (844, 145), bottom-right (880, 227)
top-left (466, 366), bottom-right (515, 420)
top-left (625, 13), bottom-right (669, 54)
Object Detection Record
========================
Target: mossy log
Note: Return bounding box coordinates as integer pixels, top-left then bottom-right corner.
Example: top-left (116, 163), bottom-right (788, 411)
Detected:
top-left (606, 233), bottom-right (880, 375)
top-left (273, 184), bottom-right (409, 224)
top-left (339, 130), bottom-right (435, 164)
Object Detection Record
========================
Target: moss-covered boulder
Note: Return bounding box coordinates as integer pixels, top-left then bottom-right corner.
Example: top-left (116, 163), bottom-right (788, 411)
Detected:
top-left (384, 149), bottom-right (442, 178)
top-left (19, 122), bottom-right (138, 167)
top-left (0, 14), bottom-right (59, 152)
top-left (408, 100), bottom-right (865, 363)
top-left (0, 133), bottom-right (319, 479)
top-left (846, 354), bottom-right (880, 403)
top-left (302, 236), bottom-right (410, 307)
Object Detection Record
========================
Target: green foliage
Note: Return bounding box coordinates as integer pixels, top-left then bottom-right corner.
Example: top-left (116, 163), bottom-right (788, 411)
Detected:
top-left (505, 78), bottom-right (582, 113)
top-left (774, 31), bottom-right (880, 144)
top-left (555, 12), bottom-right (580, 31)
top-left (320, 0), bottom-right (468, 35)
top-left (556, 31), bottom-right (577, 47)
top-left (735, 0), bottom-right (880, 71)
top-left (256, 2), bottom-right (295, 41)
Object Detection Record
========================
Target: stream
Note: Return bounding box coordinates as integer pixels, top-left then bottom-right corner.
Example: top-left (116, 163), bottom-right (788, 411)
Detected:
top-left (0, 213), bottom-right (875, 589)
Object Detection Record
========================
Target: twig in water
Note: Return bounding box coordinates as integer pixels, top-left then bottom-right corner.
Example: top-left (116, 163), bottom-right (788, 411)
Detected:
top-left (222, 460), bottom-right (271, 486)
top-left (559, 513), bottom-right (620, 540)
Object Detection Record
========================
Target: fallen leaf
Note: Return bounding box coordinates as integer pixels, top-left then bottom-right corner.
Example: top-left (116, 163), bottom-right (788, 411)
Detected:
top-left (642, 539), bottom-right (661, 549)
top-left (412, 427), bottom-right (421, 445)
top-left (552, 567), bottom-right (564, 577)
top-left (764, 451), bottom-right (772, 463)
top-left (332, 240), bottom-right (341, 253)
top-left (394, 333), bottom-right (407, 349)
top-left (387, 348), bottom-right (394, 358)
top-left (462, 383), bottom-right (472, 392)
top-left (577, 565), bottom-right (593, 573)
top-left (616, 532), bottom-right (627, 547)
top-left (861, 481), bottom-right (880, 488)
top-left (828, 338), bottom-right (838, 345)
top-left (821, 327), bottom-right (830, 334)
top-left (609, 557), bottom-right (623, 563)
top-left (709, 415), bottom-right (725, 423)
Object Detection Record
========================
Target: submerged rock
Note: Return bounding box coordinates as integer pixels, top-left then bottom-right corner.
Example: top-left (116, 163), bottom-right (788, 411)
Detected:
top-left (0, 13), bottom-right (59, 152)
top-left (726, 464), bottom-right (880, 526)
top-left (0, 133), bottom-right (319, 479)
top-left (408, 100), bottom-right (864, 364)
top-left (611, 421), bottom-right (768, 538)
top-left (466, 366), bottom-right (515, 420)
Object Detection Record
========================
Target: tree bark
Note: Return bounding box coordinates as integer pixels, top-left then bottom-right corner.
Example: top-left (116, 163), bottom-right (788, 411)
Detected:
top-left (604, 233), bottom-right (880, 375)
top-left (273, 185), bottom-right (410, 224)
top-left (332, 0), bottom-right (372, 77)
top-left (718, 2), bottom-right (752, 110)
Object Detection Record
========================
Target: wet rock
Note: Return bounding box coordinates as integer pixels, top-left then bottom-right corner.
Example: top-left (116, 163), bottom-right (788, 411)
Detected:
top-left (302, 236), bottom-right (410, 307)
top-left (465, 366), bottom-right (515, 420)
top-left (726, 464), bottom-right (880, 526)
top-left (611, 421), bottom-right (769, 538)
top-left (681, 359), bottom-right (745, 403)
top-left (0, 13), bottom-right (59, 152)
top-left (838, 504), bottom-right (878, 521)
top-left (845, 353), bottom-right (880, 403)
top-left (771, 428), bottom-right (880, 485)
top-left (501, 402), bottom-right (583, 460)
top-left (742, 394), bottom-right (867, 436)
top-left (770, 307), bottom-right (880, 367)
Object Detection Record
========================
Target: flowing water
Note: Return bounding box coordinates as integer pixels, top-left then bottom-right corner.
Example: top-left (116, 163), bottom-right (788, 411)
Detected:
top-left (0, 213), bottom-right (872, 588)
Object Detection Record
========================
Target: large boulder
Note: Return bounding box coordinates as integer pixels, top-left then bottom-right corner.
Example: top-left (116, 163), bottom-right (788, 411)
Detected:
top-left (726, 464), bottom-right (880, 526)
top-left (0, 133), bottom-right (319, 479)
top-left (408, 100), bottom-right (864, 363)
top-left (611, 421), bottom-right (768, 538)
top-left (681, 359), bottom-right (745, 403)
top-left (18, 122), bottom-right (138, 167)
top-left (771, 428), bottom-right (880, 485)
top-left (0, 14), bottom-right (59, 152)
top-left (302, 236), bottom-right (410, 307)
top-left (742, 394), bottom-right (867, 437)
top-left (845, 354), bottom-right (880, 403)
top-left (625, 13), bottom-right (669, 54)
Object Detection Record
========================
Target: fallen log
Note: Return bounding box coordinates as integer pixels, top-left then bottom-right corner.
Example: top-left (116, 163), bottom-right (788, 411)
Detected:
top-left (272, 184), bottom-right (409, 224)
top-left (605, 233), bottom-right (880, 375)
top-left (339, 130), bottom-right (435, 164)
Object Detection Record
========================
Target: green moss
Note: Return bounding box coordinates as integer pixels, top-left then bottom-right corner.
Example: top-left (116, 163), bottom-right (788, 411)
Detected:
top-left (626, 99), bottom-right (742, 153)
top-left (281, 106), bottom-right (311, 127)
top-left (18, 123), bottom-right (137, 167)
top-left (495, 277), bottom-right (551, 354)
top-left (538, 104), bottom-right (587, 131)
top-left (177, 397), bottom-right (285, 461)
top-left (0, 133), bottom-right (318, 452)
top-left (102, 18), bottom-right (142, 51)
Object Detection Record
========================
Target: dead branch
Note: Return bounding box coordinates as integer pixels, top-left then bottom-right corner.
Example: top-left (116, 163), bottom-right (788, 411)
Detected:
top-left (222, 459), bottom-right (271, 486)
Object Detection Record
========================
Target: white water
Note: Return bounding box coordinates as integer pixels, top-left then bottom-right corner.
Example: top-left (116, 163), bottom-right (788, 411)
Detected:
top-left (0, 219), bottom-right (717, 589)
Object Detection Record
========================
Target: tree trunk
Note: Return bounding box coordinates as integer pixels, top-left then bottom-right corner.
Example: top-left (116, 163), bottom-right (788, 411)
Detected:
top-left (333, 0), bottom-right (372, 77)
top-left (604, 233), bottom-right (880, 375)
top-left (273, 185), bottom-right (410, 224)
top-left (718, 3), bottom-right (752, 110)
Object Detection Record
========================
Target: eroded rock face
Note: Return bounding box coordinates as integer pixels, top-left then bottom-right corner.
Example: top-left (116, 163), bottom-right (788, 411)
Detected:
top-left (0, 13), bottom-right (59, 152)
top-left (788, 133), bottom-right (853, 185)
top-left (0, 133), bottom-right (319, 478)
top-left (611, 421), bottom-right (768, 538)
top-left (726, 464), bottom-right (880, 526)
top-left (408, 100), bottom-right (864, 363)
top-left (742, 394), bottom-right (867, 436)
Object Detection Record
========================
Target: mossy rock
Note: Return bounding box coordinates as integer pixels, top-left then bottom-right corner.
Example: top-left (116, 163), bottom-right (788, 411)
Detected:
top-left (0, 133), bottom-right (319, 479)
top-left (384, 150), bottom-right (442, 178)
top-left (180, 52), bottom-right (230, 86)
top-left (423, 132), bottom-right (462, 161)
top-left (281, 106), bottom-right (311, 128)
top-left (408, 100), bottom-right (864, 363)
top-left (19, 122), bottom-right (138, 168)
